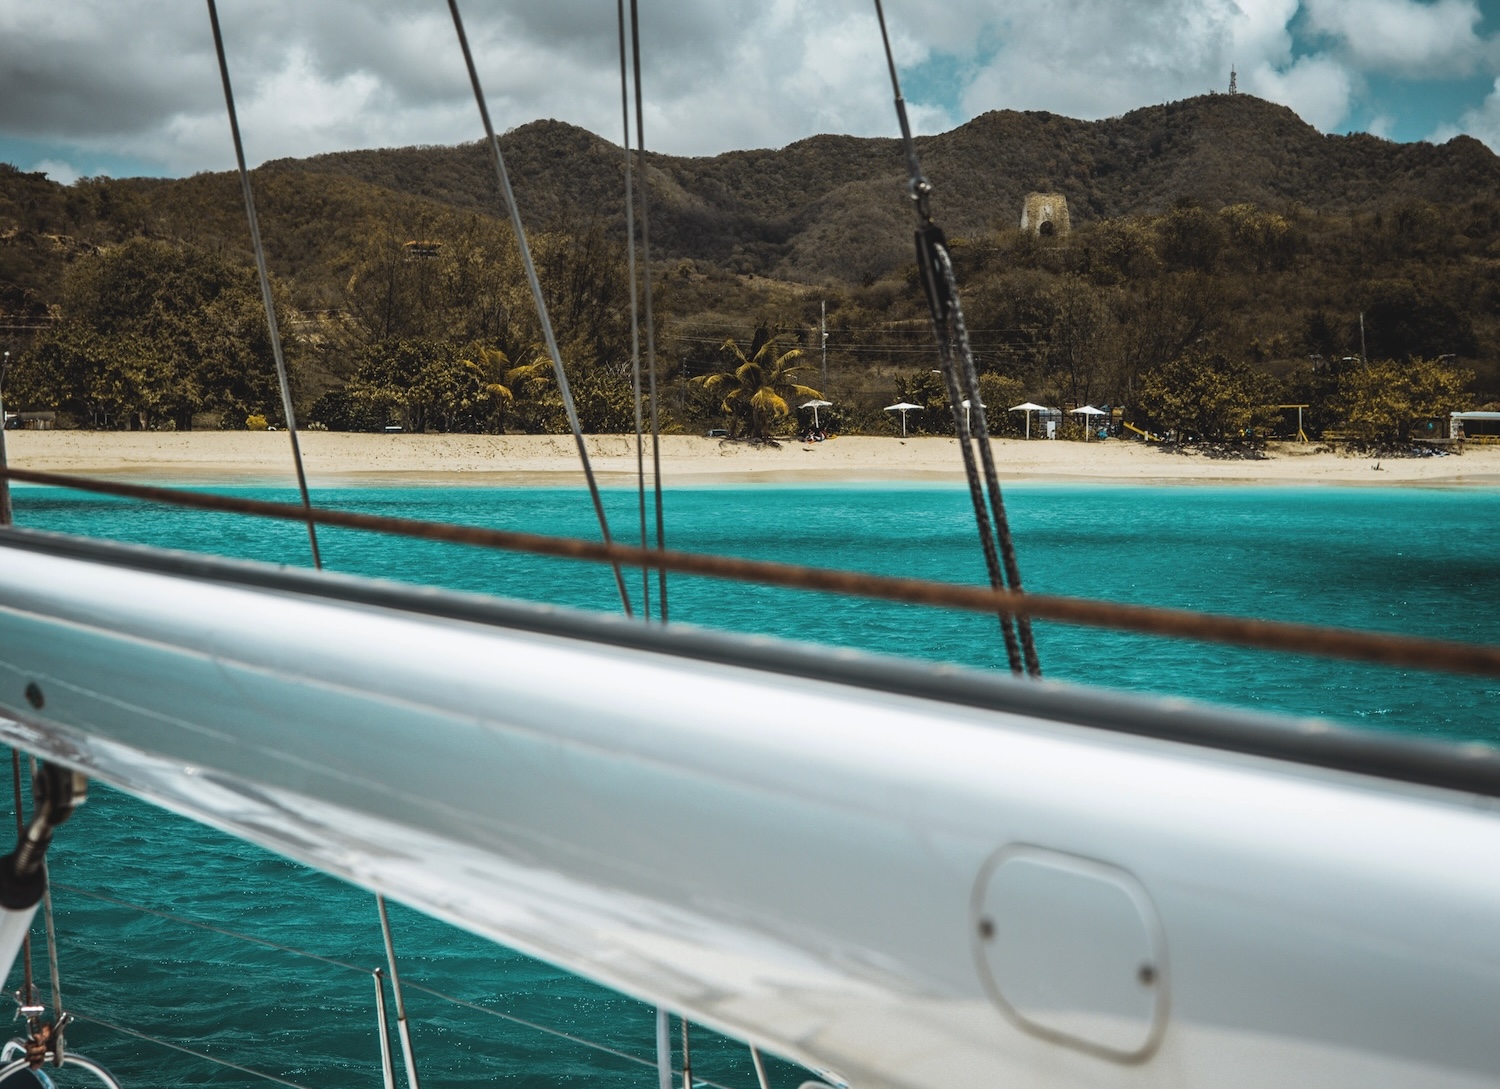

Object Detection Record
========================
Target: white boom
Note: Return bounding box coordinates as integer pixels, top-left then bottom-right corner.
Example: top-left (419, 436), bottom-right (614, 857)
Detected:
top-left (0, 531), bottom-right (1496, 1089)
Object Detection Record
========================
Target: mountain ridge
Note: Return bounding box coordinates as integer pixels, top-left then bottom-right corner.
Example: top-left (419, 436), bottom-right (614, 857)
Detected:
top-left (261, 92), bottom-right (1500, 282)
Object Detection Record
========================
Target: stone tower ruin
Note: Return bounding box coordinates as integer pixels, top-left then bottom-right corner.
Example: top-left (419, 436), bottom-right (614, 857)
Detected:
top-left (1021, 193), bottom-right (1070, 238)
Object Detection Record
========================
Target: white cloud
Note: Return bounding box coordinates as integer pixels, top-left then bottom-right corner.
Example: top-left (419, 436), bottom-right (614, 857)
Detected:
top-left (1244, 53), bottom-right (1355, 130)
top-left (29, 159), bottom-right (79, 185)
top-left (2, 0), bottom-right (1489, 175)
top-left (1430, 76), bottom-right (1500, 149)
top-left (1304, 0), bottom-right (1486, 76)
top-left (951, 0), bottom-right (1359, 133)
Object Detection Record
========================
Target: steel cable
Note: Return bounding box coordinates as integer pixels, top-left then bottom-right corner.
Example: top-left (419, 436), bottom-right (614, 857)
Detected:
top-left (205, 0), bottom-right (321, 571)
top-left (933, 244), bottom-right (1042, 675)
top-left (618, 0), bottom-right (652, 618)
top-left (629, 0), bottom-right (670, 621)
top-left (870, 0), bottom-right (1036, 676)
top-left (446, 0), bottom-right (632, 617)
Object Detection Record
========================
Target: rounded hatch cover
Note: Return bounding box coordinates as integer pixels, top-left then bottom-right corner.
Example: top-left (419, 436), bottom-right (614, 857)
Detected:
top-left (972, 845), bottom-right (1168, 1062)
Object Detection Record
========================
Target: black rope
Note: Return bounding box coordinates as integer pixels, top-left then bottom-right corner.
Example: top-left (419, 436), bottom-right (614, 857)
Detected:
top-left (618, 0), bottom-right (651, 619)
top-left (872, 0), bottom-right (1039, 676)
top-left (629, 0), bottom-right (669, 622)
top-left (446, 0), bottom-right (633, 618)
top-left (933, 245), bottom-right (1041, 676)
top-left (205, 0), bottom-right (321, 571)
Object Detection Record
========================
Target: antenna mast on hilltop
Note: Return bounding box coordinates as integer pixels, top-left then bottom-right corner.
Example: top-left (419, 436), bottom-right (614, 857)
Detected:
top-left (1229, 66), bottom-right (1238, 95)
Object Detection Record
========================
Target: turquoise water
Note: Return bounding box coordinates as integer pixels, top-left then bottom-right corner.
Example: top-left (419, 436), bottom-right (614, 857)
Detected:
top-left (8, 483), bottom-right (1500, 1087)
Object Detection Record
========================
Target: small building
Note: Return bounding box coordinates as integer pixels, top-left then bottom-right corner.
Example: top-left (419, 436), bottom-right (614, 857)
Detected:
top-left (5, 411), bottom-right (54, 430)
top-left (1021, 193), bottom-right (1071, 238)
top-left (1450, 411), bottom-right (1500, 441)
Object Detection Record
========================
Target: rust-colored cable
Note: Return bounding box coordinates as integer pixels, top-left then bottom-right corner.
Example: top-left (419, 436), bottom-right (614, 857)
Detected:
top-left (3, 466), bottom-right (1499, 678)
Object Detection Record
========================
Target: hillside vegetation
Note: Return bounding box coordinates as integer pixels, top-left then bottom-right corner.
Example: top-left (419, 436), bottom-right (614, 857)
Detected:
top-left (1, 93), bottom-right (1497, 438)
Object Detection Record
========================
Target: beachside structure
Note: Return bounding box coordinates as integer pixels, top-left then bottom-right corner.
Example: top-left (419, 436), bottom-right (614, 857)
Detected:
top-left (1450, 411), bottom-right (1500, 440)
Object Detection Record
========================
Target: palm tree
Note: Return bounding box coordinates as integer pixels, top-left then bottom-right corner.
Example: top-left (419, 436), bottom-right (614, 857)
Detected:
top-left (468, 346), bottom-right (553, 431)
top-left (692, 335), bottom-right (823, 440)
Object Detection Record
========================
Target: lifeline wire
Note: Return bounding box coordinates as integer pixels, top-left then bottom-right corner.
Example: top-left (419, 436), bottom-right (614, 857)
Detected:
top-left (52, 887), bottom-right (746, 1089)
top-left (871, 0), bottom-right (1039, 676)
top-left (205, 0), bottom-right (321, 570)
top-left (71, 1012), bottom-right (315, 1089)
top-left (7, 467), bottom-right (1499, 677)
top-left (619, 0), bottom-right (651, 617)
top-left (630, 0), bottom-right (670, 620)
top-left (447, 0), bottom-right (633, 617)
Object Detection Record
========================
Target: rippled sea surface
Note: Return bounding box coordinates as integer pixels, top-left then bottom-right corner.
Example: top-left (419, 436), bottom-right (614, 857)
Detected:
top-left (8, 483), bottom-right (1500, 1087)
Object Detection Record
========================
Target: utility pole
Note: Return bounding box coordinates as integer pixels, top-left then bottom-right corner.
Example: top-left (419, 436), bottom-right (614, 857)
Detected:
top-left (820, 301), bottom-right (828, 394)
top-left (1359, 311), bottom-right (1368, 367)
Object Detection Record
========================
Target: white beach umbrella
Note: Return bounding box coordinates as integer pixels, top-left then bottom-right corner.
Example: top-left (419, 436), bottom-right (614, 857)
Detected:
top-left (801, 399), bottom-right (833, 428)
top-left (1070, 404), bottom-right (1108, 441)
top-left (959, 398), bottom-right (986, 432)
top-left (1010, 401), bottom-right (1049, 439)
top-left (884, 402), bottom-right (923, 437)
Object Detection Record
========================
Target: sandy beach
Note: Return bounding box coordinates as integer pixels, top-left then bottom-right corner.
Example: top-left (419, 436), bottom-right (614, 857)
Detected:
top-left (3, 431), bottom-right (1498, 487)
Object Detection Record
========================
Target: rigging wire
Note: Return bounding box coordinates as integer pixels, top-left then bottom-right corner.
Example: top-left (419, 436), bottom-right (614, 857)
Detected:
top-left (446, 0), bottom-right (633, 618)
top-left (618, 0), bottom-right (651, 618)
top-left (629, 0), bottom-right (670, 621)
top-left (933, 246), bottom-right (1041, 675)
top-left (205, 0), bottom-right (321, 571)
top-left (870, 0), bottom-right (1039, 676)
top-left (7, 468), bottom-right (1499, 678)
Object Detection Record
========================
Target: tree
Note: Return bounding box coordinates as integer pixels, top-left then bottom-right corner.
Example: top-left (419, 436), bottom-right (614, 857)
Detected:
top-left (344, 339), bottom-right (511, 433)
top-left (1339, 357), bottom-right (1472, 444)
top-left (690, 330), bottom-right (821, 440)
top-left (1360, 280), bottom-right (1477, 362)
top-left (1136, 352), bottom-right (1278, 442)
top-left (10, 239), bottom-right (288, 429)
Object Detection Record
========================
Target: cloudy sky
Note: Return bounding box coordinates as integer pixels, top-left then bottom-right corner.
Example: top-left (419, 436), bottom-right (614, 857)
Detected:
top-left (3, 0), bottom-right (1500, 184)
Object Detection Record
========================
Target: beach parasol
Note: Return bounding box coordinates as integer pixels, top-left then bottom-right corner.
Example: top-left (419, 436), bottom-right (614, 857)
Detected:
top-left (801, 399), bottom-right (833, 428)
top-left (1070, 404), bottom-right (1108, 440)
top-left (1009, 401), bottom-right (1049, 439)
top-left (884, 402), bottom-right (923, 437)
top-left (959, 398), bottom-right (986, 433)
